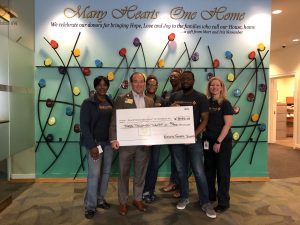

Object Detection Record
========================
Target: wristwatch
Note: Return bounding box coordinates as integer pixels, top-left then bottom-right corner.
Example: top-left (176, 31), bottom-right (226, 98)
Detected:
top-left (215, 140), bottom-right (221, 144)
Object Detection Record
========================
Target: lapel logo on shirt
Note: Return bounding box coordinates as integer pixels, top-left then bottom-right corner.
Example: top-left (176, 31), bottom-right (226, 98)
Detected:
top-left (125, 98), bottom-right (133, 104)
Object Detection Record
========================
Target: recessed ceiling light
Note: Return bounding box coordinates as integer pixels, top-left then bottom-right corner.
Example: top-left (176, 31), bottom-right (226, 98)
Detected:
top-left (272, 10), bottom-right (282, 14)
top-left (292, 39), bottom-right (300, 42)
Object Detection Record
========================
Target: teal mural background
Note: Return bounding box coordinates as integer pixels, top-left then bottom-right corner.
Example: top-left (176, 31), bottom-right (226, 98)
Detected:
top-left (34, 0), bottom-right (271, 178)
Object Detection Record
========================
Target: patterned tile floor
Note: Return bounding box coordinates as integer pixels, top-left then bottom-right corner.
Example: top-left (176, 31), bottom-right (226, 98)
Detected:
top-left (1, 178), bottom-right (300, 225)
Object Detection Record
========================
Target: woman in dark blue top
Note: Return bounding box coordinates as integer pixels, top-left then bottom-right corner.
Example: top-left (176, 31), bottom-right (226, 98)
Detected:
top-left (204, 76), bottom-right (233, 213)
top-left (80, 76), bottom-right (113, 219)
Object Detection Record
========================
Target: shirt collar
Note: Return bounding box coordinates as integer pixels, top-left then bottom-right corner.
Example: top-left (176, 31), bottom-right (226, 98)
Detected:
top-left (132, 90), bottom-right (144, 98)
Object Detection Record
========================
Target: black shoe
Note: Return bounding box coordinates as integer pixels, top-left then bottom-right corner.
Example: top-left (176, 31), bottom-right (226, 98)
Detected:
top-left (97, 200), bottom-right (111, 209)
top-left (214, 205), bottom-right (229, 213)
top-left (143, 194), bottom-right (157, 203)
top-left (85, 210), bottom-right (96, 219)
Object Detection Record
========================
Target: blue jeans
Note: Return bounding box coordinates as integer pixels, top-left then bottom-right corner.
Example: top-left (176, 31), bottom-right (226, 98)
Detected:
top-left (172, 140), bottom-right (209, 205)
top-left (143, 145), bottom-right (161, 194)
top-left (84, 141), bottom-right (113, 211)
top-left (169, 145), bottom-right (179, 185)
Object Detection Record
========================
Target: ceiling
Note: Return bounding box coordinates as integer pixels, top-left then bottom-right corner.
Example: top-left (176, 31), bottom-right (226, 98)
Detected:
top-left (271, 0), bottom-right (300, 51)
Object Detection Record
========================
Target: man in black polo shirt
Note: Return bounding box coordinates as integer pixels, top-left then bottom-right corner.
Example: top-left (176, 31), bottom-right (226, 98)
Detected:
top-left (169, 70), bottom-right (216, 219)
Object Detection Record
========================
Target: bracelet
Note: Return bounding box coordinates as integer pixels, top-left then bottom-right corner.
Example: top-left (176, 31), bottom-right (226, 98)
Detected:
top-left (215, 140), bottom-right (221, 144)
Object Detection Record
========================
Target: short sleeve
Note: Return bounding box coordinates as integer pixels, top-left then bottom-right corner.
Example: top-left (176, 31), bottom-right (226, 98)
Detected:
top-left (198, 93), bottom-right (209, 113)
top-left (222, 100), bottom-right (233, 115)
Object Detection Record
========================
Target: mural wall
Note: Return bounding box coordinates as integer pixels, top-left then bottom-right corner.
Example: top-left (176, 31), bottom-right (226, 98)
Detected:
top-left (35, 0), bottom-right (271, 178)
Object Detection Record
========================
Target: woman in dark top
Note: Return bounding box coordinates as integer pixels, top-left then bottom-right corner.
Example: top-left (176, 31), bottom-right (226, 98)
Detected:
top-left (80, 76), bottom-right (114, 219)
top-left (142, 75), bottom-right (166, 203)
top-left (204, 76), bottom-right (233, 213)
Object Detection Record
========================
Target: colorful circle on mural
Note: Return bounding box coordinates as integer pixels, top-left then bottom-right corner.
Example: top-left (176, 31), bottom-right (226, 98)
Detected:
top-left (251, 113), bottom-right (259, 122)
top-left (50, 40), bottom-right (58, 49)
top-left (233, 132), bottom-right (240, 140)
top-left (44, 58), bottom-right (52, 66)
top-left (119, 48), bottom-right (127, 57)
top-left (48, 117), bottom-right (56, 126)
top-left (95, 59), bottom-right (103, 68)
top-left (227, 73), bottom-right (235, 82)
top-left (65, 106), bottom-right (73, 116)
top-left (73, 86), bottom-right (80, 96)
top-left (157, 59), bottom-right (165, 68)
top-left (46, 134), bottom-right (54, 142)
top-left (74, 124), bottom-right (80, 133)
top-left (38, 79), bottom-right (46, 88)
top-left (133, 37), bottom-right (141, 47)
top-left (259, 123), bottom-right (266, 131)
top-left (207, 72), bottom-right (214, 80)
top-left (248, 51), bottom-right (256, 59)
top-left (233, 89), bottom-right (241, 97)
top-left (233, 106), bottom-right (240, 114)
top-left (257, 43), bottom-right (265, 51)
top-left (191, 52), bottom-right (199, 61)
top-left (46, 98), bottom-right (54, 108)
top-left (247, 93), bottom-right (255, 102)
top-left (213, 59), bottom-right (220, 68)
top-left (73, 48), bottom-right (80, 57)
top-left (225, 51), bottom-right (233, 59)
top-left (121, 80), bottom-right (129, 89)
top-left (107, 71), bottom-right (115, 81)
top-left (82, 67), bottom-right (91, 76)
top-left (259, 83), bottom-right (267, 92)
top-left (58, 66), bottom-right (67, 75)
top-left (168, 33), bottom-right (175, 41)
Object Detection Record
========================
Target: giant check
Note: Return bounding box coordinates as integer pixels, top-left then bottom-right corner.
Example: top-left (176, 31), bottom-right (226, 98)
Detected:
top-left (116, 106), bottom-right (195, 146)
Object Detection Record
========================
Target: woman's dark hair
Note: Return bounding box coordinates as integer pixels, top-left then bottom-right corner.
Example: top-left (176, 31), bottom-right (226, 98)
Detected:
top-left (94, 76), bottom-right (110, 89)
top-left (146, 74), bottom-right (158, 85)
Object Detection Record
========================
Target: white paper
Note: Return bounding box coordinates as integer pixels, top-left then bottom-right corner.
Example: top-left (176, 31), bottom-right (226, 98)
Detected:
top-left (116, 106), bottom-right (195, 146)
top-left (97, 145), bottom-right (103, 154)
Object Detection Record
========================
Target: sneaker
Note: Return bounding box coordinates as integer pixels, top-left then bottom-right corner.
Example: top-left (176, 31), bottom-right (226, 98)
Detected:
top-left (214, 205), bottom-right (229, 213)
top-left (201, 203), bottom-right (217, 219)
top-left (143, 194), bottom-right (157, 203)
top-left (84, 209), bottom-right (96, 219)
top-left (97, 200), bottom-right (111, 209)
top-left (176, 198), bottom-right (189, 210)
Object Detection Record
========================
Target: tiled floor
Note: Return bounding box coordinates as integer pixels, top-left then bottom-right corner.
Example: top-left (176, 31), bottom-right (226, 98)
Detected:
top-left (0, 178), bottom-right (300, 225)
top-left (276, 137), bottom-right (293, 148)
top-left (1, 143), bottom-right (300, 225)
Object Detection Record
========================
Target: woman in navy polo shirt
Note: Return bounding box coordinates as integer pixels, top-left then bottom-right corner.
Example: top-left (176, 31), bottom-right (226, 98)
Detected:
top-left (204, 77), bottom-right (233, 213)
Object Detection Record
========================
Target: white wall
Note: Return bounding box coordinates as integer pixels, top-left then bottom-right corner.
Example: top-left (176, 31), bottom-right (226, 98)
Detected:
top-left (270, 44), bottom-right (300, 148)
top-left (276, 77), bottom-right (295, 103)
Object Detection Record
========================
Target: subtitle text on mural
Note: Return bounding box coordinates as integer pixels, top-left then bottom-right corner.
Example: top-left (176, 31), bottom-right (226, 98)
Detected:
top-left (50, 21), bottom-right (255, 35)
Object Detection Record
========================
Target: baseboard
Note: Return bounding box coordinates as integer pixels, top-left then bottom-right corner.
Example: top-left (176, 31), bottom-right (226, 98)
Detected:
top-left (230, 177), bottom-right (270, 182)
top-left (10, 176), bottom-right (270, 183)
top-left (11, 173), bottom-right (35, 179)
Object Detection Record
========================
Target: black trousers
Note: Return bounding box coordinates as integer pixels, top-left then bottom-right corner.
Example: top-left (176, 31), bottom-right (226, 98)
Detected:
top-left (203, 138), bottom-right (232, 207)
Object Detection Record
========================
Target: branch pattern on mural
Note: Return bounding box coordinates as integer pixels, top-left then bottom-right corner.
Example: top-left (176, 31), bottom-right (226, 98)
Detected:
top-left (35, 32), bottom-right (268, 178)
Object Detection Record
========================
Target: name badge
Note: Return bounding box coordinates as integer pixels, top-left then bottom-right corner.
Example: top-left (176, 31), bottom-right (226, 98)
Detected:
top-left (204, 140), bottom-right (209, 150)
top-left (125, 98), bottom-right (133, 104)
